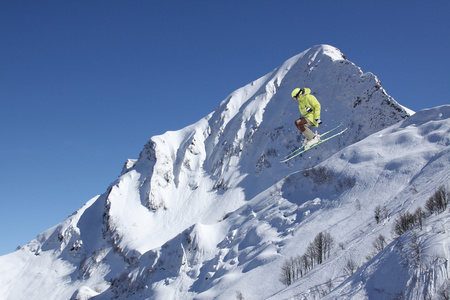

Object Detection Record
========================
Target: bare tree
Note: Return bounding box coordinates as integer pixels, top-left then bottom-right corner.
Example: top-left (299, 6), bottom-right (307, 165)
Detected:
top-left (323, 232), bottom-right (334, 260)
top-left (374, 205), bottom-right (381, 224)
top-left (298, 254), bottom-right (310, 277)
top-left (425, 195), bottom-right (437, 214)
top-left (280, 258), bottom-right (294, 286)
top-left (312, 232), bottom-right (334, 264)
top-left (373, 234), bottom-right (387, 252)
top-left (394, 211), bottom-right (418, 236)
top-left (426, 185), bottom-right (449, 215)
top-left (313, 232), bottom-right (325, 264)
top-left (374, 205), bottom-right (389, 224)
top-left (414, 207), bottom-right (426, 230)
top-left (344, 258), bottom-right (359, 276)
top-left (236, 290), bottom-right (244, 300)
top-left (408, 231), bottom-right (421, 267)
top-left (306, 243), bottom-right (316, 269)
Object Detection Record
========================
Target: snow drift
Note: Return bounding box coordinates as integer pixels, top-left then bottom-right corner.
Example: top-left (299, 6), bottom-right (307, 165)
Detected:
top-left (1, 45), bottom-right (448, 300)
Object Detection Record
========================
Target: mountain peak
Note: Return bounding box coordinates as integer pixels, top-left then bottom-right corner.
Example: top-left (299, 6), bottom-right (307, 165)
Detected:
top-left (4, 46), bottom-right (447, 300)
top-left (303, 44), bottom-right (348, 61)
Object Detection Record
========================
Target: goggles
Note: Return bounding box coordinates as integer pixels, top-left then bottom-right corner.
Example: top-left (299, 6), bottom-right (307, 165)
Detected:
top-left (294, 88), bottom-right (305, 99)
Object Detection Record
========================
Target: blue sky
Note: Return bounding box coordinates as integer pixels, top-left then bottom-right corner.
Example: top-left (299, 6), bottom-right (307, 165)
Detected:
top-left (0, 0), bottom-right (449, 255)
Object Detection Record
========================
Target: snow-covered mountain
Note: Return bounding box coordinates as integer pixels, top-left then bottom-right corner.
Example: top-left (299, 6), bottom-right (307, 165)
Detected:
top-left (1, 45), bottom-right (449, 300)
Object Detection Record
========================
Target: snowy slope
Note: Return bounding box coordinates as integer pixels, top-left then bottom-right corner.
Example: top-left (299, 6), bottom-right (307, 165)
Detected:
top-left (2, 45), bottom-right (448, 300)
top-left (269, 105), bottom-right (450, 300)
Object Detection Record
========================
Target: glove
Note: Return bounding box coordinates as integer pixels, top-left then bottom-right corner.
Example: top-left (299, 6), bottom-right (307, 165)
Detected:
top-left (306, 107), bottom-right (313, 113)
top-left (315, 118), bottom-right (322, 125)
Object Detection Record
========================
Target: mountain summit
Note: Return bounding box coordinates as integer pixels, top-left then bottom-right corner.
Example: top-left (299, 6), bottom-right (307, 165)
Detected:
top-left (2, 45), bottom-right (448, 300)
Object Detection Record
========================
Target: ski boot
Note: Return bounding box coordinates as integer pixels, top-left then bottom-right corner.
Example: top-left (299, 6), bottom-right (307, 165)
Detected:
top-left (304, 135), bottom-right (321, 148)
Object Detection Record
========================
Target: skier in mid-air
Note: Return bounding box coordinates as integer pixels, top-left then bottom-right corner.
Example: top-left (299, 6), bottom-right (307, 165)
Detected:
top-left (282, 88), bottom-right (346, 162)
top-left (291, 87), bottom-right (322, 148)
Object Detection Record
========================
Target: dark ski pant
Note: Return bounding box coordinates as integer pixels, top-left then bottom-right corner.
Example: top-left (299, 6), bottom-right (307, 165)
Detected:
top-left (295, 117), bottom-right (315, 141)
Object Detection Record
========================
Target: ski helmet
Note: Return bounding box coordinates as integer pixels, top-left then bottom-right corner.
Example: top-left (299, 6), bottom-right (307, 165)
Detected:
top-left (291, 88), bottom-right (304, 99)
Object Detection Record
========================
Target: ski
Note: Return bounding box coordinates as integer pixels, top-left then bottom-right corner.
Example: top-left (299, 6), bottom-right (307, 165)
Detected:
top-left (282, 123), bottom-right (343, 160)
top-left (280, 128), bottom-right (348, 163)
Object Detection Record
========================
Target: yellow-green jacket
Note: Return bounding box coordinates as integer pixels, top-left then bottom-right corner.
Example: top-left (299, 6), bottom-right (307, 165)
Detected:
top-left (298, 88), bottom-right (321, 127)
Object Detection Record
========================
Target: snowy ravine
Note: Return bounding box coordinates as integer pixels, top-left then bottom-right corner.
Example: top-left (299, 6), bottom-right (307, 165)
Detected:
top-left (1, 45), bottom-right (449, 300)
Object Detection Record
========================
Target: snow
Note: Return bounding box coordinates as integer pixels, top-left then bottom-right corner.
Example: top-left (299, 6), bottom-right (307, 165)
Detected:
top-left (1, 44), bottom-right (449, 300)
top-left (324, 211), bottom-right (450, 299)
top-left (71, 286), bottom-right (100, 300)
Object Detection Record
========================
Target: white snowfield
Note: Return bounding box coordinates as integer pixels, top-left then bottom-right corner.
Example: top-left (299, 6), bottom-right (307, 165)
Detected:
top-left (1, 45), bottom-right (449, 300)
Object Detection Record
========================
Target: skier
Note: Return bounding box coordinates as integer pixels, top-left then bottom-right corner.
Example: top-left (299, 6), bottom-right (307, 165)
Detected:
top-left (291, 87), bottom-right (322, 148)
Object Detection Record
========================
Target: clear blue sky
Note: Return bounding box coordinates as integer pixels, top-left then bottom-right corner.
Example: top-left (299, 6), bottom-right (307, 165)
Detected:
top-left (0, 0), bottom-right (449, 255)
